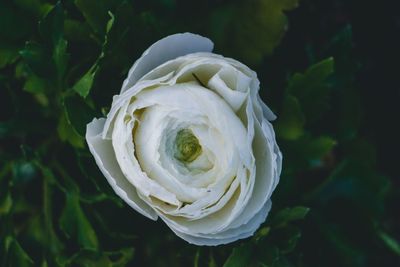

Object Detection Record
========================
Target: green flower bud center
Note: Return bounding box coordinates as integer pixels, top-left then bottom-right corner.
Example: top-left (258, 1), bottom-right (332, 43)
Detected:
top-left (174, 129), bottom-right (202, 163)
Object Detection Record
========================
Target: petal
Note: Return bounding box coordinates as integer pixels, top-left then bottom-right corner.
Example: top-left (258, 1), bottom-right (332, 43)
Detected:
top-left (86, 118), bottom-right (158, 220)
top-left (121, 33), bottom-right (214, 93)
top-left (207, 67), bottom-right (249, 111)
top-left (228, 113), bottom-right (277, 230)
top-left (169, 200), bottom-right (272, 246)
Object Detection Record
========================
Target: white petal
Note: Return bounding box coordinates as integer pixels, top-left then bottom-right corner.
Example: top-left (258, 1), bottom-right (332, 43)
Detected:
top-left (257, 94), bottom-right (277, 121)
top-left (168, 200), bottom-right (272, 246)
top-left (86, 118), bottom-right (158, 220)
top-left (111, 103), bottom-right (181, 206)
top-left (121, 33), bottom-right (214, 93)
top-left (228, 113), bottom-right (276, 230)
top-left (207, 67), bottom-right (249, 111)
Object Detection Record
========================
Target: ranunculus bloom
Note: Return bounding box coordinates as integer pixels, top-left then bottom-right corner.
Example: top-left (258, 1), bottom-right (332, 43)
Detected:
top-left (86, 33), bottom-right (282, 245)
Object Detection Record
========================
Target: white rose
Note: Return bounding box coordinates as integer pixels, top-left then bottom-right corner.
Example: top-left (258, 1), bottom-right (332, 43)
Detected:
top-left (86, 33), bottom-right (282, 246)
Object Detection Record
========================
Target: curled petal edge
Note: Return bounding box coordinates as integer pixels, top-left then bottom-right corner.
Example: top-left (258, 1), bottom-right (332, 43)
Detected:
top-left (86, 118), bottom-right (158, 220)
top-left (167, 200), bottom-right (272, 246)
top-left (121, 33), bottom-right (214, 94)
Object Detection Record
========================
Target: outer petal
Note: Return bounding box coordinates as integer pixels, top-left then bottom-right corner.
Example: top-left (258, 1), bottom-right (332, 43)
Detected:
top-left (169, 200), bottom-right (272, 246)
top-left (86, 118), bottom-right (158, 220)
top-left (121, 33), bottom-right (214, 93)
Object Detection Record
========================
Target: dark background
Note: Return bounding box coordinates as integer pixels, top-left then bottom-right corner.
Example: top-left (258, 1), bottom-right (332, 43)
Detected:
top-left (1, 0), bottom-right (399, 266)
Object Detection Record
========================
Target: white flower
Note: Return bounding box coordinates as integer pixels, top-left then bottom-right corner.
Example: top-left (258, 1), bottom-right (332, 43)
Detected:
top-left (86, 33), bottom-right (282, 246)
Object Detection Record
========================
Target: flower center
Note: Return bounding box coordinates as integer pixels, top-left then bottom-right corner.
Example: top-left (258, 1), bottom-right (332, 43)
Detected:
top-left (174, 129), bottom-right (202, 163)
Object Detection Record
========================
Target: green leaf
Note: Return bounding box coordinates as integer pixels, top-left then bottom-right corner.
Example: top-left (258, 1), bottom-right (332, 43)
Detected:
top-left (53, 38), bottom-right (68, 81)
top-left (378, 230), bottom-right (400, 256)
top-left (0, 46), bottom-right (19, 68)
top-left (210, 0), bottom-right (299, 64)
top-left (271, 206), bottom-right (310, 228)
top-left (39, 2), bottom-right (68, 81)
top-left (20, 3), bottom-right (68, 84)
top-left (257, 245), bottom-right (280, 266)
top-left (73, 65), bottom-right (98, 98)
top-left (288, 57), bottom-right (335, 122)
top-left (42, 177), bottom-right (65, 255)
top-left (12, 160), bottom-right (37, 184)
top-left (194, 248), bottom-right (200, 267)
top-left (63, 94), bottom-right (97, 136)
top-left (306, 139), bottom-right (390, 217)
top-left (14, 0), bottom-right (53, 18)
top-left (73, 12), bottom-right (114, 98)
top-left (57, 247), bottom-right (134, 267)
top-left (275, 226), bottom-right (302, 254)
top-left (288, 58), bottom-right (334, 92)
top-left (39, 2), bottom-right (64, 47)
top-left (59, 193), bottom-right (99, 250)
top-left (0, 193), bottom-right (12, 215)
top-left (64, 19), bottom-right (93, 43)
top-left (57, 112), bottom-right (85, 148)
top-left (208, 252), bottom-right (218, 267)
top-left (23, 74), bottom-right (49, 94)
top-left (283, 134), bottom-right (337, 171)
top-left (275, 94), bottom-right (305, 140)
top-left (19, 41), bottom-right (54, 77)
top-left (2, 236), bottom-right (34, 267)
top-left (74, 0), bottom-right (119, 35)
top-left (253, 226), bottom-right (271, 243)
top-left (0, 3), bottom-right (32, 43)
top-left (304, 136), bottom-right (337, 160)
top-left (223, 243), bottom-right (253, 267)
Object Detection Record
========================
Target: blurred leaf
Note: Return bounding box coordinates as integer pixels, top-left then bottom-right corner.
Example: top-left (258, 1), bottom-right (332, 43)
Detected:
top-left (14, 0), bottom-right (53, 18)
top-left (307, 139), bottom-right (390, 217)
top-left (60, 193), bottom-right (99, 250)
top-left (0, 47), bottom-right (19, 68)
top-left (324, 25), bottom-right (357, 84)
top-left (321, 26), bottom-right (362, 141)
top-left (20, 2), bottom-right (68, 84)
top-left (320, 222), bottom-right (367, 267)
top-left (57, 248), bottom-right (134, 267)
top-left (1, 236), bottom-right (34, 267)
top-left (57, 112), bottom-right (85, 148)
top-left (256, 245), bottom-right (280, 266)
top-left (211, 0), bottom-right (299, 64)
top-left (53, 38), bottom-right (68, 82)
top-left (273, 226), bottom-right (302, 255)
top-left (0, 3), bottom-right (32, 43)
top-left (271, 206), bottom-right (310, 228)
top-left (39, 2), bottom-right (68, 81)
top-left (73, 65), bottom-right (98, 98)
top-left (74, 0), bottom-right (119, 35)
top-left (283, 134), bottom-right (336, 171)
top-left (253, 226), bottom-right (271, 243)
top-left (0, 193), bottom-right (12, 215)
top-left (223, 243), bottom-right (253, 267)
top-left (208, 252), bottom-right (218, 267)
top-left (378, 230), bottom-right (400, 256)
top-left (76, 151), bottom-right (124, 205)
top-left (39, 2), bottom-right (64, 47)
top-left (304, 136), bottom-right (336, 160)
top-left (12, 160), bottom-right (37, 184)
top-left (275, 94), bottom-right (305, 140)
top-left (19, 41), bottom-right (54, 77)
top-left (288, 57), bottom-right (334, 122)
top-left (73, 12), bottom-right (114, 98)
top-left (23, 73), bottom-right (49, 94)
top-left (63, 94), bottom-right (97, 136)
top-left (64, 19), bottom-right (93, 43)
top-left (194, 248), bottom-right (200, 267)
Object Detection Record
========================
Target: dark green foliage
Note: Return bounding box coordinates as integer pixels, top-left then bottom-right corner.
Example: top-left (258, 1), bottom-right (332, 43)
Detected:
top-left (0, 0), bottom-right (399, 266)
